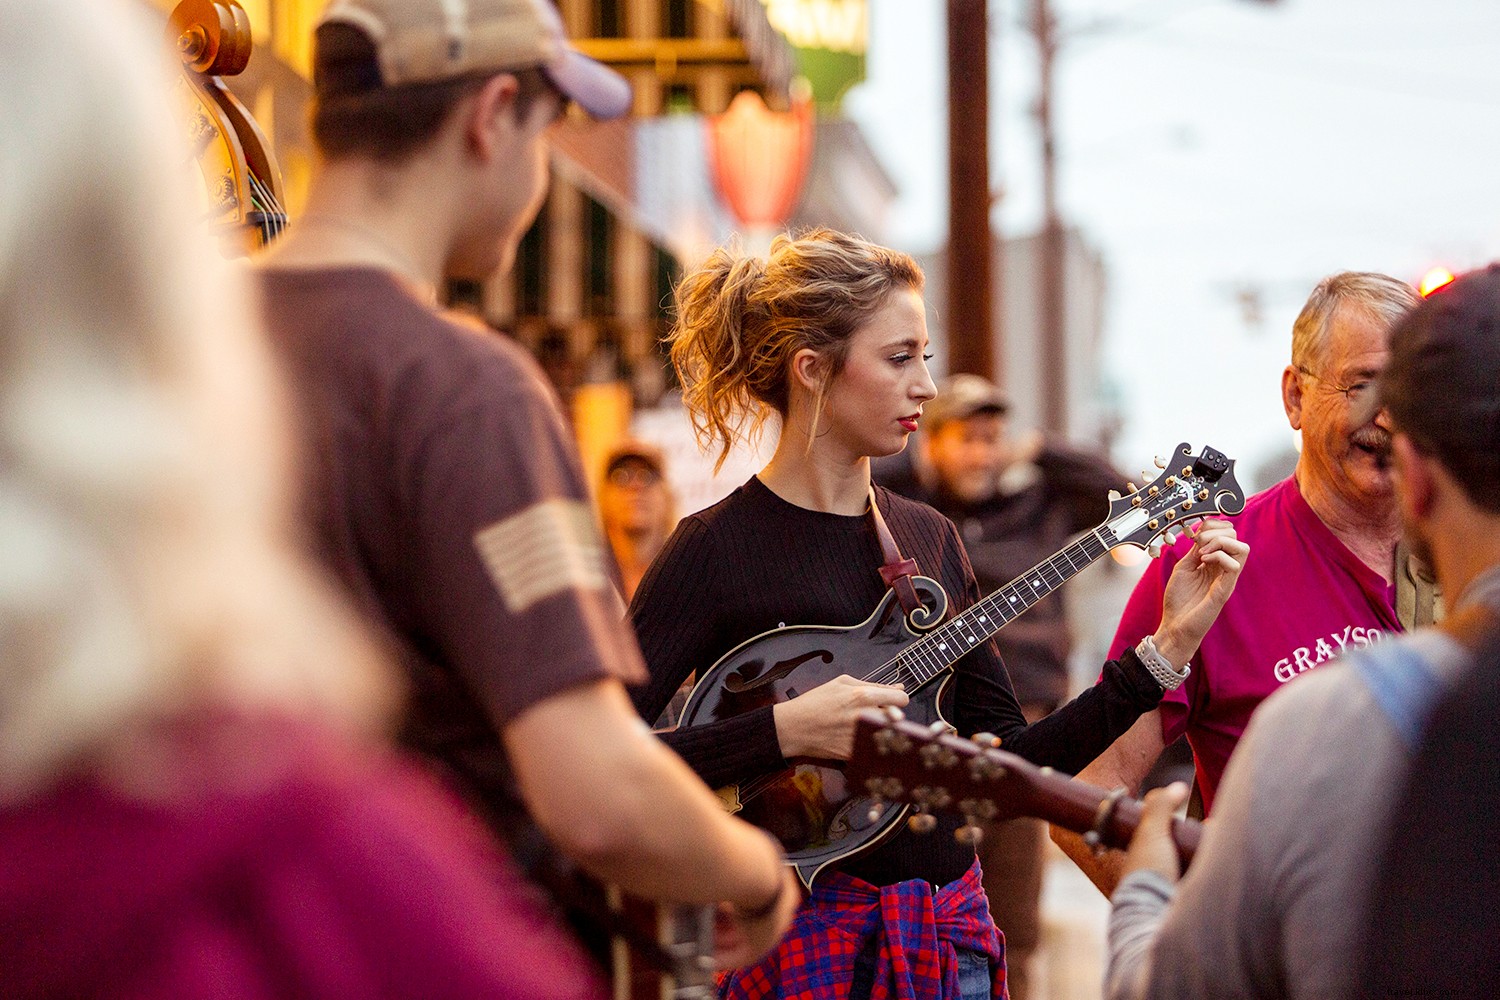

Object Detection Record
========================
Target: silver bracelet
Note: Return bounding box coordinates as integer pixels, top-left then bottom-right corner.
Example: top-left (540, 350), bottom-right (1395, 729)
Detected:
top-left (1136, 634), bottom-right (1191, 691)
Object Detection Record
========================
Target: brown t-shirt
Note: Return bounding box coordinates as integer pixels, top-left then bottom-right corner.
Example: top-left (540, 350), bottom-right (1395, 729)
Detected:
top-left (257, 267), bottom-right (645, 830)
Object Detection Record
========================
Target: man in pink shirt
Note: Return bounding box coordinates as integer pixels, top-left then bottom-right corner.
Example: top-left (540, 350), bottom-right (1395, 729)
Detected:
top-left (1054, 271), bottom-right (1422, 893)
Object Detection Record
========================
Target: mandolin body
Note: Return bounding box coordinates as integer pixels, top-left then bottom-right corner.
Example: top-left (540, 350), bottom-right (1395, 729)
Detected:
top-left (677, 577), bottom-right (952, 889)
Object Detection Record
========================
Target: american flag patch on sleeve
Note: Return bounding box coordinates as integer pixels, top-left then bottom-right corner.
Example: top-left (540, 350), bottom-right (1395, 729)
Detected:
top-left (473, 498), bottom-right (609, 613)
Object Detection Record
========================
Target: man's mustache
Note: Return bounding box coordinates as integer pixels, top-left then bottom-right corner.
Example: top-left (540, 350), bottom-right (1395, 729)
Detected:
top-left (1353, 426), bottom-right (1392, 458)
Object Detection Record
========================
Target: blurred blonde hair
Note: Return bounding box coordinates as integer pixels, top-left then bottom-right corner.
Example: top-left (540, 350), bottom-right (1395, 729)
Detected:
top-left (668, 229), bottom-right (923, 471)
top-left (0, 0), bottom-right (394, 799)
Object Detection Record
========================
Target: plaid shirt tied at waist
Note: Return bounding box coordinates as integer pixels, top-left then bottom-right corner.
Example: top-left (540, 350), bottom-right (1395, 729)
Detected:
top-left (721, 858), bottom-right (1007, 1000)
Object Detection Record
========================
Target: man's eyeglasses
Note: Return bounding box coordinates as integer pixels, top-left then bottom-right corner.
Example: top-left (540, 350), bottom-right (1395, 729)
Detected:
top-left (607, 464), bottom-right (662, 488)
top-left (1296, 367), bottom-right (1374, 404)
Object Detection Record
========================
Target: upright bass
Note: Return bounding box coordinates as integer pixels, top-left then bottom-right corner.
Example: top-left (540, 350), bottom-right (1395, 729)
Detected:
top-left (167, 0), bottom-right (287, 255)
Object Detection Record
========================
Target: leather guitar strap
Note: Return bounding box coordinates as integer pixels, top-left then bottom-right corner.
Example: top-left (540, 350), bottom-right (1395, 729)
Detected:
top-left (868, 486), bottom-right (923, 616)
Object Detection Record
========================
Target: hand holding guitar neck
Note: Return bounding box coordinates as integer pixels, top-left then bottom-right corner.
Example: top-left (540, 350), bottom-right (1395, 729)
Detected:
top-left (846, 711), bottom-right (1203, 870)
top-left (1122, 782), bottom-right (1193, 884)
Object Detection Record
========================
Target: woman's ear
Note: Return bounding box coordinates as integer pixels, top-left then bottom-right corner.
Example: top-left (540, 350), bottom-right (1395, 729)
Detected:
top-left (790, 348), bottom-right (826, 394)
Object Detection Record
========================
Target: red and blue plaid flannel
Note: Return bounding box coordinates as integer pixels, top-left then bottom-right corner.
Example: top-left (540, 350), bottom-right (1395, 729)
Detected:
top-left (721, 858), bottom-right (1007, 1000)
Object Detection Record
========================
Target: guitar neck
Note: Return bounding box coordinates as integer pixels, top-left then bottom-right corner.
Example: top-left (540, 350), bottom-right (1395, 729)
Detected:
top-left (895, 527), bottom-right (1113, 688)
top-left (1023, 764), bottom-right (1201, 868)
top-left (849, 713), bottom-right (1202, 869)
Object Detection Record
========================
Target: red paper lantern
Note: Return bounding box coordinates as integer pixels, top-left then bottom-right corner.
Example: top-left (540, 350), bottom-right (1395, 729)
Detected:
top-left (706, 90), bottom-right (815, 229)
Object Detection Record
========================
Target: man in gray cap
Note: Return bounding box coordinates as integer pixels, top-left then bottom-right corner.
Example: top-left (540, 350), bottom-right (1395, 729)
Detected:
top-left (886, 372), bottom-right (1126, 1000)
top-left (257, 0), bottom-right (796, 973)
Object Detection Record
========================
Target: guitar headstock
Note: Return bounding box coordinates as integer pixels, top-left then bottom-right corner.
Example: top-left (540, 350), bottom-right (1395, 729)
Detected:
top-left (847, 710), bottom-right (1054, 839)
top-left (848, 710), bottom-right (1204, 864)
top-left (1103, 443), bottom-right (1245, 551)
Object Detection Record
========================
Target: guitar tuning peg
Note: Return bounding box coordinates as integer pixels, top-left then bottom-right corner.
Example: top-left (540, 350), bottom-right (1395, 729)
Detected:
top-left (907, 809), bottom-right (938, 835)
top-left (1107, 489), bottom-right (1122, 502)
top-left (1154, 455), bottom-right (1167, 469)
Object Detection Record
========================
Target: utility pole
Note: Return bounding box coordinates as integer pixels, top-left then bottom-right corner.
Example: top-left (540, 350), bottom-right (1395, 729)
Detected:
top-left (1032, 0), bottom-right (1067, 436)
top-left (947, 0), bottom-right (995, 382)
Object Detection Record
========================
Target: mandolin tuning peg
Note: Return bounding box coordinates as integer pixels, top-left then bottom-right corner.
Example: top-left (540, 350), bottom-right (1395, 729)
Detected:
top-left (971, 731), bottom-right (1001, 749)
top-left (867, 796), bottom-right (886, 824)
top-left (1140, 470), bottom-right (1153, 485)
top-left (1126, 482), bottom-right (1139, 494)
top-left (1107, 489), bottom-right (1122, 502)
top-left (1147, 541), bottom-right (1164, 559)
top-left (955, 821), bottom-right (984, 847)
top-left (1154, 455), bottom-right (1167, 469)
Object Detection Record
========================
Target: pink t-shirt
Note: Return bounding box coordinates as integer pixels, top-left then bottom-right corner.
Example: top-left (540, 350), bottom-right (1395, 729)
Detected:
top-left (1109, 476), bottom-right (1399, 813)
top-left (0, 713), bottom-right (605, 1000)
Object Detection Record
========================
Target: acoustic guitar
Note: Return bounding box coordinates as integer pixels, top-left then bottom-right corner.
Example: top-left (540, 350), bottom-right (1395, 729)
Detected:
top-left (846, 709), bottom-right (1202, 867)
top-left (675, 442), bottom-right (1241, 888)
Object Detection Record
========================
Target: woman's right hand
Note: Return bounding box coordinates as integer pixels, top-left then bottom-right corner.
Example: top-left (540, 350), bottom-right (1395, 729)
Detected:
top-left (771, 674), bottom-right (909, 760)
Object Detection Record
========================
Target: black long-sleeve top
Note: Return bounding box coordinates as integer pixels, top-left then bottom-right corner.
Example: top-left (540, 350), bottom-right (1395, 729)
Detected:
top-left (629, 477), bottom-right (1164, 887)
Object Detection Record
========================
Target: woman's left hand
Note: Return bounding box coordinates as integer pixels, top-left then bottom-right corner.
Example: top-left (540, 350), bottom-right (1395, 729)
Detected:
top-left (1154, 518), bottom-right (1249, 667)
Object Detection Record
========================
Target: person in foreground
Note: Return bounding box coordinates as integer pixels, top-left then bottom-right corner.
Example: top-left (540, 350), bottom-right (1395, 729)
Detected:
top-left (257, 0), bottom-right (797, 968)
top-left (628, 229), bottom-right (1248, 1000)
top-left (0, 2), bottom-right (610, 996)
top-left (1354, 630), bottom-right (1500, 1000)
top-left (1105, 265), bottom-right (1500, 1000)
top-left (1055, 271), bottom-right (1425, 892)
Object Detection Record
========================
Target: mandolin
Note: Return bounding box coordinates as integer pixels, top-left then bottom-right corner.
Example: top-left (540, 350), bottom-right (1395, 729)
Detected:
top-left (674, 442), bottom-right (1242, 888)
top-left (846, 709), bottom-right (1202, 867)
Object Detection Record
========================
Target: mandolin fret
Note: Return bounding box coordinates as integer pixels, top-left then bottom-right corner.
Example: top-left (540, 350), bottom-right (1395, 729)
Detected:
top-left (902, 527), bottom-right (1115, 679)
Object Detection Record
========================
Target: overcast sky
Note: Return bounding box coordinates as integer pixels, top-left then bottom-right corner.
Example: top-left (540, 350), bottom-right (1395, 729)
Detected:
top-left (843, 0), bottom-right (1500, 481)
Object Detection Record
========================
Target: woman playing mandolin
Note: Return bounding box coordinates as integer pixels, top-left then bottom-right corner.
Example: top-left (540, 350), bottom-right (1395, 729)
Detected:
top-left (628, 229), bottom-right (1248, 1000)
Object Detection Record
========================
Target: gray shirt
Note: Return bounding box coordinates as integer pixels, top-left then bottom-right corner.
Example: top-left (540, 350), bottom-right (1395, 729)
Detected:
top-left (1104, 623), bottom-right (1476, 1000)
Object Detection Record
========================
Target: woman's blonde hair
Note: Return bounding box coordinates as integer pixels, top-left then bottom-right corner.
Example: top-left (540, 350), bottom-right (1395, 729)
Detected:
top-left (668, 229), bottom-right (924, 471)
top-left (0, 0), bottom-right (394, 798)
